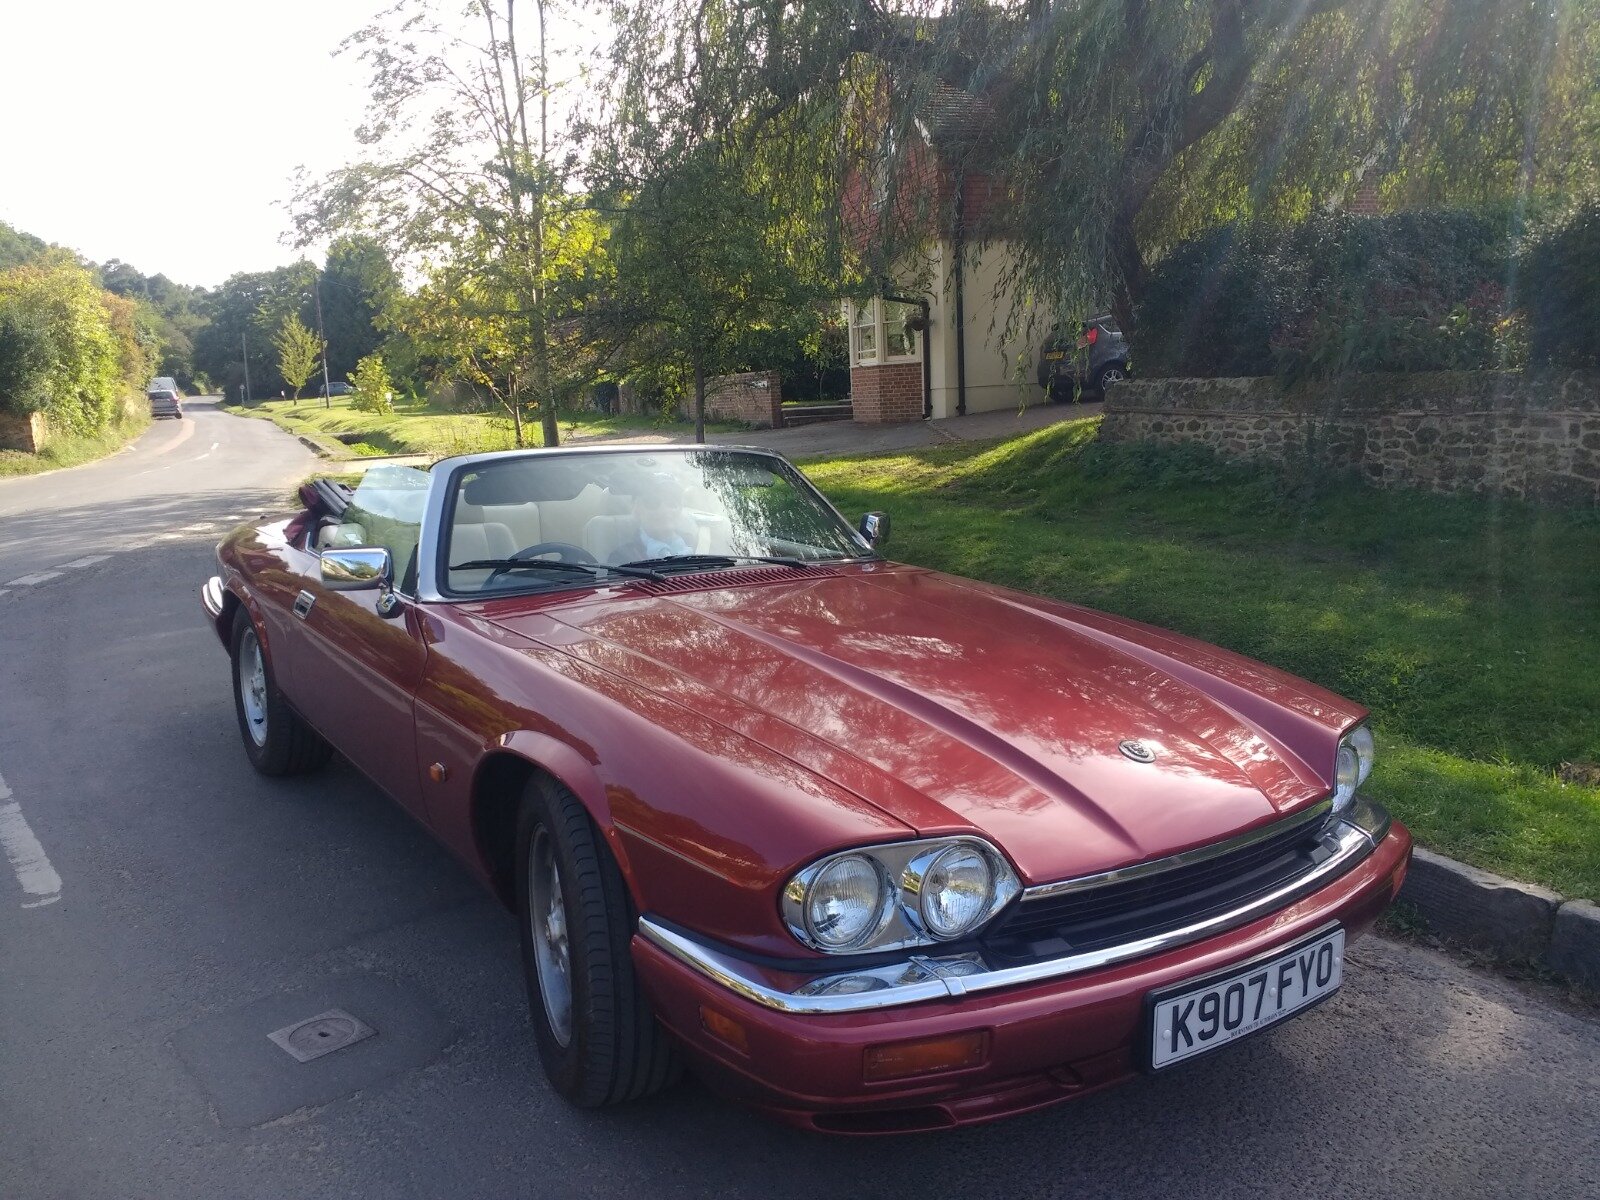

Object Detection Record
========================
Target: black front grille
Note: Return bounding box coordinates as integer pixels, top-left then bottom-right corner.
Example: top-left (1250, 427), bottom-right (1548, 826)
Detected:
top-left (983, 813), bottom-right (1334, 962)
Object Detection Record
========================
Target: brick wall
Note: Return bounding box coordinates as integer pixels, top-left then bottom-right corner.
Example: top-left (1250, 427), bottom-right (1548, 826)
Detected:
top-left (703, 371), bottom-right (784, 427)
top-left (850, 362), bottom-right (924, 424)
top-left (0, 410), bottom-right (47, 452)
top-left (1100, 371), bottom-right (1600, 506)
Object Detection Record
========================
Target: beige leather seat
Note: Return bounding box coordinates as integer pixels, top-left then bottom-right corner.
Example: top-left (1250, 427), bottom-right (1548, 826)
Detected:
top-left (582, 514), bottom-right (642, 564)
top-left (448, 520), bottom-right (518, 589)
top-left (315, 521), bottom-right (368, 550)
top-left (539, 484), bottom-right (624, 547)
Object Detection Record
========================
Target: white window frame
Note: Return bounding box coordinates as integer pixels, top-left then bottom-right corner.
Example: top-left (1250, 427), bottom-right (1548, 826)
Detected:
top-left (846, 298), bottom-right (923, 368)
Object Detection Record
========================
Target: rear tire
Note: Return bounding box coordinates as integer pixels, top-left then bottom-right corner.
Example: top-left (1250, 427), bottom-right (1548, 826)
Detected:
top-left (229, 608), bottom-right (332, 776)
top-left (516, 776), bottom-right (681, 1107)
top-left (1094, 362), bottom-right (1127, 394)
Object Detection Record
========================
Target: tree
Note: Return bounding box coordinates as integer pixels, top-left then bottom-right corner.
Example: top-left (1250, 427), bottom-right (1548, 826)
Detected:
top-left (294, 0), bottom-right (584, 447)
top-left (603, 0), bottom-right (1599, 333)
top-left (319, 236), bottom-right (398, 384)
top-left (348, 352), bottom-right (394, 414)
top-left (601, 143), bottom-right (833, 441)
top-left (273, 313), bottom-right (323, 401)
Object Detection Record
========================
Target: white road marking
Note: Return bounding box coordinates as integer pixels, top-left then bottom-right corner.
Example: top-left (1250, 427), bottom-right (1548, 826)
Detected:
top-left (7, 571), bottom-right (62, 586)
top-left (60, 555), bottom-right (110, 569)
top-left (0, 772), bottom-right (62, 908)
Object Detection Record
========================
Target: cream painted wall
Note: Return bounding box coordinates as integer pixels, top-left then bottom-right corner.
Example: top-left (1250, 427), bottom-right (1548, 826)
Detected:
top-left (911, 240), bottom-right (1052, 419)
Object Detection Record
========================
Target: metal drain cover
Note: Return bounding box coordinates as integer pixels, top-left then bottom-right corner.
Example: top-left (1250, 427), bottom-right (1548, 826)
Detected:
top-left (267, 1008), bottom-right (376, 1063)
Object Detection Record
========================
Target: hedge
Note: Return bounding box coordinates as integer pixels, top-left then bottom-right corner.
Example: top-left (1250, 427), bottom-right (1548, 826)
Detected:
top-left (1522, 201), bottom-right (1600, 369)
top-left (1135, 210), bottom-right (1542, 379)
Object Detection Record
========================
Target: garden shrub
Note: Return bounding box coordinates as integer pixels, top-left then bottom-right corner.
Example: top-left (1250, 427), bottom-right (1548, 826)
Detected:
top-left (1137, 211), bottom-right (1523, 379)
top-left (1521, 201), bottom-right (1600, 369)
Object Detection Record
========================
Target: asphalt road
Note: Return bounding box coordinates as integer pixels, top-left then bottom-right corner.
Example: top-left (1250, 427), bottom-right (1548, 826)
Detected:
top-left (1, 401), bottom-right (1596, 1200)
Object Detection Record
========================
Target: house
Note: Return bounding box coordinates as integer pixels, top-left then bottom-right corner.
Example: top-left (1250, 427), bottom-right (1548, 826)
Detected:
top-left (840, 83), bottom-right (1048, 424)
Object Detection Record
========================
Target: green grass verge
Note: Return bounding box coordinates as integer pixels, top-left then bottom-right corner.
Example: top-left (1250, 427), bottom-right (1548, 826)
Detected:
top-left (801, 418), bottom-right (1600, 900)
top-left (0, 407), bottom-right (152, 478)
top-left (228, 394), bottom-right (740, 458)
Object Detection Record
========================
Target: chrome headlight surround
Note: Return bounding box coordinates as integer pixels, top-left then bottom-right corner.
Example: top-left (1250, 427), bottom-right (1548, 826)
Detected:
top-left (782, 836), bottom-right (1021, 954)
top-left (1332, 723), bottom-right (1376, 816)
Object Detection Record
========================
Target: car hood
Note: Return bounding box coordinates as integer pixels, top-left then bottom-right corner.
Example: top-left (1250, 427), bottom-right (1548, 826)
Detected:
top-left (484, 566), bottom-right (1362, 885)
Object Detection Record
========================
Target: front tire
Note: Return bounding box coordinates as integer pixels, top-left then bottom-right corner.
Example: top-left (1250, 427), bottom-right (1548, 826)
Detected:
top-left (516, 776), bottom-right (681, 1107)
top-left (229, 608), bottom-right (332, 776)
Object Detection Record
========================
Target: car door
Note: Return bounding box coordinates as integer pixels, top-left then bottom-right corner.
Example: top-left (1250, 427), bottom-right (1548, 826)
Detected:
top-left (287, 466), bottom-right (431, 819)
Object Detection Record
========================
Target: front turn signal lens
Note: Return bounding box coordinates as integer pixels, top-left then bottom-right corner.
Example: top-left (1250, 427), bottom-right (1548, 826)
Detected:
top-left (699, 1006), bottom-right (750, 1055)
top-left (863, 1031), bottom-right (988, 1082)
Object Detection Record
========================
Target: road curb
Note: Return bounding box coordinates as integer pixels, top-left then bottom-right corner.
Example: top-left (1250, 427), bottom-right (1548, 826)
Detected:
top-left (1547, 900), bottom-right (1600, 991)
top-left (1398, 848), bottom-right (1594, 989)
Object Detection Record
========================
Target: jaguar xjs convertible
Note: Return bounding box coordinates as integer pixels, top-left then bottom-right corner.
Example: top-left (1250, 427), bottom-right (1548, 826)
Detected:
top-left (202, 445), bottom-right (1410, 1133)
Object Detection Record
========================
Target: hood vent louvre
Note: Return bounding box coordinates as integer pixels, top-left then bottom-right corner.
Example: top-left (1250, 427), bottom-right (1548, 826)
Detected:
top-left (635, 566), bottom-right (841, 595)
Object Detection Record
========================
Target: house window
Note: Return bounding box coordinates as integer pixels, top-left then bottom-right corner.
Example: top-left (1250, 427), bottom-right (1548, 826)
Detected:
top-left (848, 298), bottom-right (923, 367)
top-left (884, 300), bottom-right (919, 359)
top-left (851, 301), bottom-right (878, 363)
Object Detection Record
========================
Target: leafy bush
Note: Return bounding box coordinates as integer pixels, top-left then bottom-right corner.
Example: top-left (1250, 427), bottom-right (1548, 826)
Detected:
top-left (1138, 211), bottom-right (1522, 378)
top-left (1521, 201), bottom-right (1600, 369)
top-left (348, 353), bottom-right (394, 414)
top-left (0, 258), bottom-right (132, 433)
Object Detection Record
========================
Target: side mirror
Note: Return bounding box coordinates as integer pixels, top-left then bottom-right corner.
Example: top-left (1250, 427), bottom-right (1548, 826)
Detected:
top-left (321, 547), bottom-right (393, 590)
top-left (859, 511), bottom-right (891, 549)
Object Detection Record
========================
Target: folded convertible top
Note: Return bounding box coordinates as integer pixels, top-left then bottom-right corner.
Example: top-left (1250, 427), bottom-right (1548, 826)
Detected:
top-left (298, 478), bottom-right (355, 520)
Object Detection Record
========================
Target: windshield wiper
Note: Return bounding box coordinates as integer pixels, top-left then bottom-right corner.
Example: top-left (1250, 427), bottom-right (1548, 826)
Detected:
top-left (620, 553), bottom-right (815, 572)
top-left (450, 558), bottom-right (666, 582)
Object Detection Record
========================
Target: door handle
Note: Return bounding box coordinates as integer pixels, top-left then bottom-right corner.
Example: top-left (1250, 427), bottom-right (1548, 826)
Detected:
top-left (293, 590), bottom-right (316, 619)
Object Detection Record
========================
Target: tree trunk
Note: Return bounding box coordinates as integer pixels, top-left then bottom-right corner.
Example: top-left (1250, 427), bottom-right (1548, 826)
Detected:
top-left (510, 394), bottom-right (524, 448)
top-left (693, 354), bottom-right (706, 444)
top-left (1109, 207), bottom-right (1145, 335)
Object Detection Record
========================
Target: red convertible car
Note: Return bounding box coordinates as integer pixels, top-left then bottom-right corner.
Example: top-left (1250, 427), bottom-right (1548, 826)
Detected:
top-left (202, 446), bottom-right (1410, 1133)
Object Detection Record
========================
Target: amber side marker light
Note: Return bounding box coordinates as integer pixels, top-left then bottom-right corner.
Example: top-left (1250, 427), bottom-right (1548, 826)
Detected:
top-left (699, 1006), bottom-right (750, 1055)
top-left (863, 1031), bottom-right (989, 1082)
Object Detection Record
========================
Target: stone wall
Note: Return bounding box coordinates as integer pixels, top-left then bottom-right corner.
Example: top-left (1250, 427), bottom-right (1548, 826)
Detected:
top-left (703, 371), bottom-right (784, 427)
top-left (1099, 371), bottom-right (1600, 505)
top-left (0, 410), bottom-right (47, 453)
top-left (850, 362), bottom-right (924, 424)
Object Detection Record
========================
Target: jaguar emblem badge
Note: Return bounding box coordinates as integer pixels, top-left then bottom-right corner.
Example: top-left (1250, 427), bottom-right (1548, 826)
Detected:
top-left (1119, 739), bottom-right (1157, 763)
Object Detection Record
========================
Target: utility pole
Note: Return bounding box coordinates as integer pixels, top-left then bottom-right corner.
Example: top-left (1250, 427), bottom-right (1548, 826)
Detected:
top-left (240, 330), bottom-right (252, 404)
top-left (314, 275), bottom-right (334, 409)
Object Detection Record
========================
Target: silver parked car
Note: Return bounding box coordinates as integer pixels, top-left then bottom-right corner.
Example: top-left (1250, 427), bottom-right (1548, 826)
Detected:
top-left (1038, 314), bottom-right (1131, 401)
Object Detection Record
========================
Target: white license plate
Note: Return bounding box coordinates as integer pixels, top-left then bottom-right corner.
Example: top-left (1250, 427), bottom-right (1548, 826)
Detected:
top-left (1148, 927), bottom-right (1344, 1070)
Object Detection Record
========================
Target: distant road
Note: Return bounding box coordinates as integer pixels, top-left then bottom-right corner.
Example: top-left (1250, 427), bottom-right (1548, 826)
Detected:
top-left (0, 399), bottom-right (1595, 1199)
top-left (0, 396), bottom-right (316, 586)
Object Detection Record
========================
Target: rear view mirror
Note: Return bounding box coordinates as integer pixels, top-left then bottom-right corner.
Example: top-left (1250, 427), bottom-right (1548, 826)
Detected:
top-left (859, 511), bottom-right (891, 549)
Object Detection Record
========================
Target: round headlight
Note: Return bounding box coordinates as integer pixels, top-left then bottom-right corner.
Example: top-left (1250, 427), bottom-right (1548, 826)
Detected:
top-left (1333, 724), bottom-right (1375, 814)
top-left (805, 855), bottom-right (887, 950)
top-left (917, 845), bottom-right (995, 939)
top-left (1348, 724), bottom-right (1375, 785)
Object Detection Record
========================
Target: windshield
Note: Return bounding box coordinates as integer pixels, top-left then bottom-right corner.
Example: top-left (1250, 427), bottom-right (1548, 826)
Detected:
top-left (442, 449), bottom-right (870, 596)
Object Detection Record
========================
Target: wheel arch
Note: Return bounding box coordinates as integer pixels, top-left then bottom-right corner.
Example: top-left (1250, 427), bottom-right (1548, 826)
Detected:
top-left (468, 739), bottom-right (636, 913)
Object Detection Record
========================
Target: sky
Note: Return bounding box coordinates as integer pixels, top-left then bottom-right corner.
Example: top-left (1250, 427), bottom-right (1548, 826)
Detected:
top-left (0, 0), bottom-right (603, 291)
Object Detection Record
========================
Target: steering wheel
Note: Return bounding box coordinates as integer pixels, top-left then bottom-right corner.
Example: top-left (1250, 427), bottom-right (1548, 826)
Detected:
top-left (486, 541), bottom-right (598, 584)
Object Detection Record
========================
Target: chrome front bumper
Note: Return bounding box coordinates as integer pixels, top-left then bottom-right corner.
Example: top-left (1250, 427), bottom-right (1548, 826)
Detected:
top-left (637, 799), bottom-right (1393, 1016)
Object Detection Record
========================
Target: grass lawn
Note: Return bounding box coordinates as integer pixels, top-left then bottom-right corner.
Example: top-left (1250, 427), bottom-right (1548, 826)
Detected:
top-left (803, 417), bottom-right (1600, 900)
top-left (0, 406), bottom-right (151, 478)
top-left (229, 393), bottom-right (739, 458)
